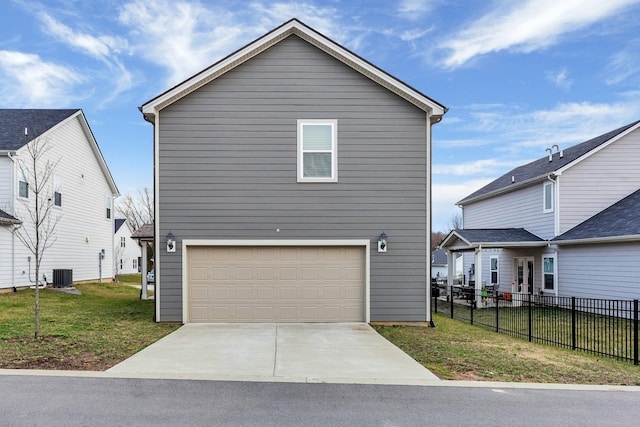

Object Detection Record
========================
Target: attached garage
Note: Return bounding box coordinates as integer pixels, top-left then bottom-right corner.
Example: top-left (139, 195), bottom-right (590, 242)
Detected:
top-left (183, 241), bottom-right (370, 323)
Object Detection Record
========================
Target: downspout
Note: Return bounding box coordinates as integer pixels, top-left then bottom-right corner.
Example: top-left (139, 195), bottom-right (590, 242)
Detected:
top-left (7, 151), bottom-right (17, 289)
top-left (426, 113), bottom-right (435, 327)
top-left (547, 174), bottom-right (559, 237)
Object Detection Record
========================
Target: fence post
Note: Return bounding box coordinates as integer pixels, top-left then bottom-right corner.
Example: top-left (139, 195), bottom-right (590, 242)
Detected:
top-left (450, 285), bottom-right (454, 319)
top-left (634, 299), bottom-right (638, 366)
top-left (528, 293), bottom-right (532, 342)
top-left (572, 297), bottom-right (577, 350)
top-left (470, 297), bottom-right (474, 325)
top-left (495, 293), bottom-right (499, 332)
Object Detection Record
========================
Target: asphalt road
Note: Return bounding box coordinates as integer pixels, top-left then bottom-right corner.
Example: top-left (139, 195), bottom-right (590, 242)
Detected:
top-left (0, 375), bottom-right (637, 426)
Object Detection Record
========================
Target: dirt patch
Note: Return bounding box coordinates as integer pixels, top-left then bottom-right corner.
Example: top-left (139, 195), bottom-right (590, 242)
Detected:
top-left (1, 336), bottom-right (113, 371)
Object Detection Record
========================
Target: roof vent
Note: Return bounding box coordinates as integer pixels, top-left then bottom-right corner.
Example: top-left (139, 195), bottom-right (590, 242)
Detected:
top-left (552, 144), bottom-right (563, 158)
top-left (511, 175), bottom-right (515, 183)
top-left (546, 148), bottom-right (552, 161)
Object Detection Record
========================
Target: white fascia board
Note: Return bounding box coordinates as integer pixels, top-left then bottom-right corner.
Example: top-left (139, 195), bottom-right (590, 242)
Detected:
top-left (74, 111), bottom-right (120, 196)
top-left (440, 230), bottom-right (473, 249)
top-left (141, 20), bottom-right (446, 120)
top-left (553, 235), bottom-right (640, 246)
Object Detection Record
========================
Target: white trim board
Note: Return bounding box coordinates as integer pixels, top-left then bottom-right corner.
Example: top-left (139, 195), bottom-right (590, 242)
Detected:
top-left (180, 239), bottom-right (371, 324)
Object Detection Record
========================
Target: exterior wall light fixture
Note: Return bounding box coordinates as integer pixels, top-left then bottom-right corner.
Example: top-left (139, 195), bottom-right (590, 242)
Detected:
top-left (378, 231), bottom-right (388, 253)
top-left (166, 232), bottom-right (176, 253)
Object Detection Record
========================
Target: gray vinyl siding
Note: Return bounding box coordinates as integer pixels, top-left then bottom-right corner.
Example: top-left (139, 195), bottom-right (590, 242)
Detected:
top-left (157, 35), bottom-right (429, 321)
top-left (558, 129), bottom-right (640, 234)
top-left (463, 183), bottom-right (555, 239)
top-left (557, 242), bottom-right (640, 300)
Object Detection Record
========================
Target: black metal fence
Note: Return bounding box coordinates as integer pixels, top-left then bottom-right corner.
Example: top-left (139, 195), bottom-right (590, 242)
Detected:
top-left (432, 287), bottom-right (639, 365)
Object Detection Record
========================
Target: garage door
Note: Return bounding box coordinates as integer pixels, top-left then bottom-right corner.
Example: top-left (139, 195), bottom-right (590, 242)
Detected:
top-left (187, 246), bottom-right (365, 323)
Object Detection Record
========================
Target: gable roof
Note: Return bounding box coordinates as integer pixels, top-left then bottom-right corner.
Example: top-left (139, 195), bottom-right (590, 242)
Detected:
top-left (115, 218), bottom-right (127, 233)
top-left (131, 223), bottom-right (154, 240)
top-left (553, 189), bottom-right (640, 244)
top-left (431, 248), bottom-right (448, 265)
top-left (0, 109), bottom-right (119, 196)
top-left (0, 109), bottom-right (79, 151)
top-left (141, 19), bottom-right (447, 122)
top-left (458, 120), bottom-right (640, 205)
top-left (440, 228), bottom-right (546, 251)
top-left (0, 209), bottom-right (21, 225)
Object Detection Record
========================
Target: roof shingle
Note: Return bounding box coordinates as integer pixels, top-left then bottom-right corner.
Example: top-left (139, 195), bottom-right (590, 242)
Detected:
top-left (553, 189), bottom-right (640, 242)
top-left (458, 120), bottom-right (640, 204)
top-left (0, 109), bottom-right (79, 151)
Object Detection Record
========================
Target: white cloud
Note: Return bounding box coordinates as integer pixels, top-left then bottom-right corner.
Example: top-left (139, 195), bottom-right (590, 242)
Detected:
top-left (0, 50), bottom-right (84, 107)
top-left (397, 0), bottom-right (437, 20)
top-left (38, 13), bottom-right (129, 60)
top-left (432, 179), bottom-right (491, 231)
top-left (38, 12), bottom-right (133, 102)
top-left (118, 0), bottom-right (248, 86)
top-left (545, 68), bottom-right (572, 89)
top-left (117, 1), bottom-right (368, 86)
top-left (438, 0), bottom-right (639, 68)
top-left (250, 2), bottom-right (342, 38)
top-left (606, 44), bottom-right (640, 85)
top-left (432, 95), bottom-right (640, 227)
top-left (433, 158), bottom-right (518, 176)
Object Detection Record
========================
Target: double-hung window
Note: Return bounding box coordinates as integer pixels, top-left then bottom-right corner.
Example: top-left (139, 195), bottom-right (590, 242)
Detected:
top-left (297, 120), bottom-right (337, 182)
top-left (490, 256), bottom-right (499, 285)
top-left (543, 255), bottom-right (556, 291)
top-left (19, 170), bottom-right (29, 198)
top-left (53, 177), bottom-right (62, 207)
top-left (106, 197), bottom-right (112, 220)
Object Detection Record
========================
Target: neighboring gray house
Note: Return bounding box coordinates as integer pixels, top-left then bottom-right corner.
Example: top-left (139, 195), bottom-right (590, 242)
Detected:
top-left (140, 19), bottom-right (447, 323)
top-left (431, 248), bottom-right (449, 280)
top-left (441, 120), bottom-right (640, 302)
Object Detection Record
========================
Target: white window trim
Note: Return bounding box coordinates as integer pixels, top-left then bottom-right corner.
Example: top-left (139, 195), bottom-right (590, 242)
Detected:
top-left (181, 239), bottom-right (370, 324)
top-left (105, 196), bottom-right (112, 220)
top-left (543, 181), bottom-right (554, 213)
top-left (53, 176), bottom-right (63, 208)
top-left (19, 169), bottom-right (29, 198)
top-left (543, 254), bottom-right (557, 292)
top-left (490, 256), bottom-right (499, 285)
top-left (297, 119), bottom-right (338, 183)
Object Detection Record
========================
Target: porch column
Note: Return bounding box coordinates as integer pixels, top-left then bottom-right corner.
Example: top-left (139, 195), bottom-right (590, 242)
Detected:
top-left (140, 242), bottom-right (148, 300)
top-left (475, 246), bottom-right (483, 308)
top-left (447, 250), bottom-right (455, 290)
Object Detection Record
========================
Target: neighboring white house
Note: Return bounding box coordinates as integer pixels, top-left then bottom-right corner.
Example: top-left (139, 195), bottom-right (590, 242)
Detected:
top-left (0, 109), bottom-right (119, 288)
top-left (114, 218), bottom-right (141, 276)
top-left (441, 120), bottom-right (640, 302)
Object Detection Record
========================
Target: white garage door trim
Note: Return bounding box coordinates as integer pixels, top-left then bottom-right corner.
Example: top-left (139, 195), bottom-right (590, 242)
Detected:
top-left (181, 239), bottom-right (371, 324)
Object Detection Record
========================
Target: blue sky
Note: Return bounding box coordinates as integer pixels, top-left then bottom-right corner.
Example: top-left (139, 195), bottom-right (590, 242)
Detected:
top-left (2, 0), bottom-right (640, 231)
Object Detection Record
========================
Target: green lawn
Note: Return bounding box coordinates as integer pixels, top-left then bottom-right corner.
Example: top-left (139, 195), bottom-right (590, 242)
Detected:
top-left (374, 313), bottom-right (640, 385)
top-left (0, 283), bottom-right (179, 370)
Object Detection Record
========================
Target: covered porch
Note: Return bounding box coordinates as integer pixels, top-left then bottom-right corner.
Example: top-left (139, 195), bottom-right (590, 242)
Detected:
top-left (439, 228), bottom-right (554, 308)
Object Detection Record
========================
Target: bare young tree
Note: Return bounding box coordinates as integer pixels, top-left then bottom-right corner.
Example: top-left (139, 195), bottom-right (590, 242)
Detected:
top-left (116, 187), bottom-right (154, 232)
top-left (13, 131), bottom-right (61, 340)
top-left (447, 211), bottom-right (463, 231)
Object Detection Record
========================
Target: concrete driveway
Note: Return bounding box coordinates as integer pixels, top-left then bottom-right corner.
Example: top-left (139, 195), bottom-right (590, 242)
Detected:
top-left (107, 323), bottom-right (440, 384)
